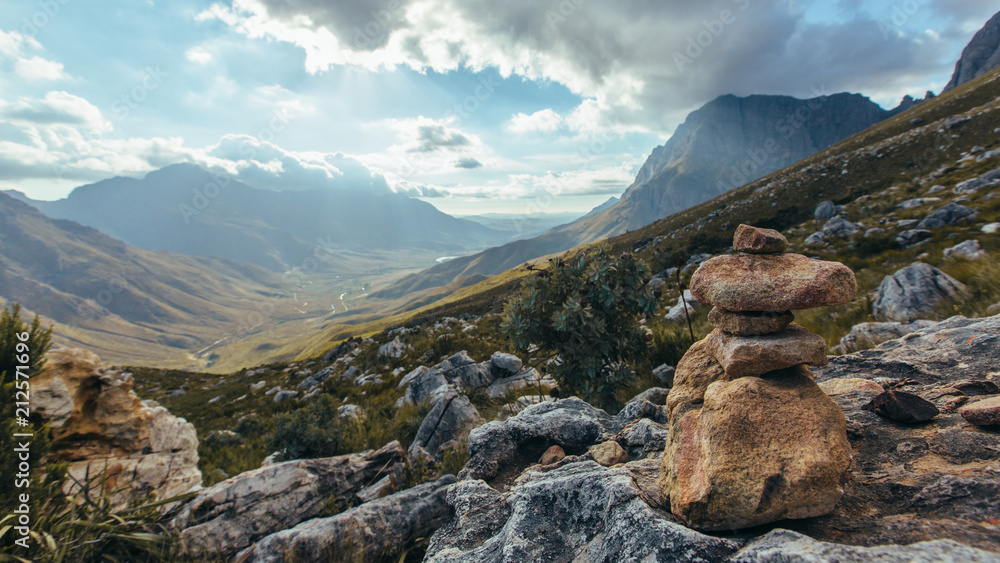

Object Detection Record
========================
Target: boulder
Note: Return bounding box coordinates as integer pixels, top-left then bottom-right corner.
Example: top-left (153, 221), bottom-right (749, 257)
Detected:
top-left (731, 529), bottom-right (999, 562)
top-left (833, 320), bottom-right (938, 354)
top-left (237, 475), bottom-right (457, 563)
top-left (589, 441), bottom-right (628, 466)
top-left (691, 253), bottom-right (857, 311)
top-left (337, 404), bottom-right (364, 420)
top-left (819, 215), bottom-right (859, 237)
top-left (409, 392), bottom-right (484, 461)
top-left (489, 352), bottom-right (522, 374)
top-left (816, 378), bottom-right (884, 397)
top-left (31, 348), bottom-right (201, 506)
top-left (665, 289), bottom-right (701, 323)
top-left (459, 398), bottom-right (619, 488)
top-left (959, 396), bottom-right (1000, 426)
top-left (652, 363), bottom-right (676, 387)
top-left (983, 222), bottom-right (1000, 234)
top-left (661, 364), bottom-right (852, 531)
top-left (273, 390), bottom-right (297, 403)
top-left (425, 463), bottom-right (740, 562)
top-left (916, 202), bottom-right (977, 229)
top-left (538, 445), bottom-right (566, 465)
top-left (871, 262), bottom-right (967, 322)
top-left (733, 224), bottom-right (788, 253)
top-left (703, 324), bottom-right (829, 378)
top-left (814, 200), bottom-right (837, 220)
top-left (378, 335), bottom-right (410, 359)
top-left (895, 228), bottom-right (932, 248)
top-left (897, 197), bottom-right (941, 209)
top-left (616, 387), bottom-right (670, 426)
top-left (862, 390), bottom-right (939, 423)
top-left (708, 307), bottom-right (794, 336)
top-left (943, 239), bottom-right (986, 260)
top-left (496, 394), bottom-right (555, 421)
top-left (172, 441), bottom-right (405, 557)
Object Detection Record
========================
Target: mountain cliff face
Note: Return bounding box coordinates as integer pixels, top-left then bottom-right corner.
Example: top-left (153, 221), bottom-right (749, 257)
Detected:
top-left (944, 10), bottom-right (1000, 91)
top-left (21, 164), bottom-right (502, 272)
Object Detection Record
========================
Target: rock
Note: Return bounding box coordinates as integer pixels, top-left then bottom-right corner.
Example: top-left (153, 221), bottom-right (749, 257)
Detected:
top-left (661, 365), bottom-right (851, 531)
top-left (814, 200), bottom-right (837, 220)
top-left (983, 222), bottom-right (1000, 234)
top-left (871, 262), bottom-right (967, 322)
top-left (944, 10), bottom-right (1000, 91)
top-left (708, 307), bottom-right (794, 336)
top-left (733, 224), bottom-right (788, 253)
top-left (897, 197), bottom-right (940, 209)
top-left (589, 441), bottom-right (628, 466)
top-left (864, 227), bottom-right (885, 237)
top-left (425, 463), bottom-right (740, 562)
top-left (862, 390), bottom-right (939, 423)
top-left (173, 441), bottom-right (405, 557)
top-left (916, 202), bottom-right (977, 229)
top-left (703, 324), bottom-right (828, 378)
top-left (615, 388), bottom-right (670, 425)
top-left (249, 380), bottom-right (266, 391)
top-left (398, 365), bottom-right (429, 388)
top-left (337, 404), bottom-right (363, 420)
top-left (237, 475), bottom-right (456, 563)
top-left (944, 239), bottom-right (986, 259)
top-left (297, 366), bottom-right (335, 391)
top-left (732, 529), bottom-right (999, 562)
top-left (538, 445), bottom-right (566, 465)
top-left (205, 430), bottom-right (242, 448)
top-left (377, 335), bottom-right (410, 359)
top-left (665, 289), bottom-right (701, 323)
top-left (955, 177), bottom-right (991, 194)
top-left (273, 390), bottom-right (297, 403)
top-left (616, 418), bottom-right (670, 452)
top-left (408, 392), bottom-right (484, 461)
top-left (31, 348), bottom-right (201, 506)
top-left (496, 394), bottom-right (556, 421)
top-left (960, 396), bottom-right (1000, 426)
top-left (691, 253), bottom-right (857, 311)
top-left (989, 302), bottom-right (1000, 315)
top-left (833, 320), bottom-right (938, 353)
top-left (895, 228), bottom-right (932, 248)
top-left (355, 474), bottom-right (397, 504)
top-left (402, 364), bottom-right (455, 406)
top-left (459, 398), bottom-right (619, 488)
top-left (820, 215), bottom-right (859, 237)
top-left (483, 367), bottom-right (550, 400)
top-left (264, 386), bottom-right (280, 396)
top-left (652, 363), bottom-right (675, 387)
top-left (489, 351), bottom-right (522, 374)
top-left (817, 378), bottom-right (884, 397)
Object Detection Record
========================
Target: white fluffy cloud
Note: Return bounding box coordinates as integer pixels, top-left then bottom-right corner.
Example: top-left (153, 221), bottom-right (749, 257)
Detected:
top-left (2, 91), bottom-right (103, 129)
top-left (505, 109), bottom-right (563, 134)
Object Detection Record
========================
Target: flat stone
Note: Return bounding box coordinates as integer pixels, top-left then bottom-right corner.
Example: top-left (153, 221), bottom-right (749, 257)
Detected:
top-left (703, 324), bottom-right (829, 378)
top-left (817, 378), bottom-right (884, 397)
top-left (862, 390), bottom-right (939, 423)
top-left (959, 396), bottom-right (1000, 426)
top-left (708, 307), bottom-right (794, 336)
top-left (691, 253), bottom-right (857, 311)
top-left (733, 224), bottom-right (788, 254)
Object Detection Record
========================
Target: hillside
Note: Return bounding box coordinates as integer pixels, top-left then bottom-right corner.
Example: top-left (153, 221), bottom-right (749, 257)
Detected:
top-left (373, 92), bottom-right (916, 302)
top-left (16, 163), bottom-right (505, 272)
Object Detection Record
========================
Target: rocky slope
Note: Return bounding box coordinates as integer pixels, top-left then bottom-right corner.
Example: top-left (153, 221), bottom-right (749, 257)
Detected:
top-left (944, 10), bottom-right (1000, 91)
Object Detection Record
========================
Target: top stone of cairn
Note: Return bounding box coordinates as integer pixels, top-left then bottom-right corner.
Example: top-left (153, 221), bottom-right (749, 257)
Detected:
top-left (733, 224), bottom-right (787, 254)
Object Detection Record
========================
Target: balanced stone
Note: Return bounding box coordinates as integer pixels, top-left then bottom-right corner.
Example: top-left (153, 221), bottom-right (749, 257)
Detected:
top-left (708, 307), bottom-right (794, 336)
top-left (733, 224), bottom-right (788, 254)
top-left (691, 253), bottom-right (857, 311)
top-left (703, 323), bottom-right (828, 378)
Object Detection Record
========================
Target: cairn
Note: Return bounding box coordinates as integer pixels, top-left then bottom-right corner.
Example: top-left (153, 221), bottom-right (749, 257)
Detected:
top-left (659, 224), bottom-right (855, 531)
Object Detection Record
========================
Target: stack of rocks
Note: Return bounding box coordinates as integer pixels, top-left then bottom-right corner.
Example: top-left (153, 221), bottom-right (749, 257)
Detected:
top-left (659, 224), bottom-right (855, 531)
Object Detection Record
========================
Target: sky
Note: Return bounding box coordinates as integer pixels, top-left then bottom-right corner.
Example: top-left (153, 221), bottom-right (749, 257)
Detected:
top-left (0, 0), bottom-right (995, 215)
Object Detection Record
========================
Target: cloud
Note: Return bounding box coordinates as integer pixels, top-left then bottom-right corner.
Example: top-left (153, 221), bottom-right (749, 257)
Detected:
top-left (185, 47), bottom-right (214, 64)
top-left (14, 56), bottom-right (69, 81)
top-left (446, 161), bottom-right (638, 200)
top-left (505, 109), bottom-right (562, 134)
top-left (401, 120), bottom-right (473, 153)
top-left (201, 0), bottom-right (968, 136)
top-left (0, 30), bottom-right (41, 59)
top-left (2, 91), bottom-right (103, 129)
top-left (454, 157), bottom-right (482, 169)
top-left (393, 180), bottom-right (449, 197)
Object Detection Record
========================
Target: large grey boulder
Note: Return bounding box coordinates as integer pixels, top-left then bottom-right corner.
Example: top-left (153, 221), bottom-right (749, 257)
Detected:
top-left (916, 202), bottom-right (977, 230)
top-left (665, 289), bottom-right (701, 323)
top-left (409, 392), bottom-right (484, 461)
top-left (833, 320), bottom-right (938, 354)
top-left (943, 10), bottom-right (1000, 91)
top-left (459, 398), bottom-right (619, 486)
top-left (425, 462), bottom-right (740, 562)
top-left (378, 335), bottom-right (410, 359)
top-left (237, 475), bottom-right (457, 563)
top-left (732, 529), bottom-right (999, 562)
top-left (944, 239), bottom-right (986, 260)
top-left (871, 262), bottom-right (967, 322)
top-left (172, 441), bottom-right (405, 557)
top-left (814, 200), bottom-right (837, 220)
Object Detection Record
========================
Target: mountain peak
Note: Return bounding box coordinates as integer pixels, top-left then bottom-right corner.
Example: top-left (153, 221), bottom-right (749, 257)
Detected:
top-left (944, 10), bottom-right (1000, 91)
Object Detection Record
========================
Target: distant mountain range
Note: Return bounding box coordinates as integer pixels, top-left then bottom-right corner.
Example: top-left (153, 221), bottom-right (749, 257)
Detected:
top-left (10, 163), bottom-right (506, 272)
top-left (373, 91), bottom-right (915, 300)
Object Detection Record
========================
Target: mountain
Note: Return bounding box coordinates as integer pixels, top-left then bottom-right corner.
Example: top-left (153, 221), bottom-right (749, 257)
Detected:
top-left (944, 10), bottom-right (1000, 91)
top-left (19, 164), bottom-right (504, 272)
top-left (0, 190), bottom-right (286, 367)
top-left (372, 92), bottom-right (907, 301)
top-left (458, 211), bottom-right (585, 241)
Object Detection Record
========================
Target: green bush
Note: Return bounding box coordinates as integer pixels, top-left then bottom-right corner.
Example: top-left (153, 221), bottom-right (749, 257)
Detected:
top-left (0, 302), bottom-right (52, 384)
top-left (501, 246), bottom-right (658, 410)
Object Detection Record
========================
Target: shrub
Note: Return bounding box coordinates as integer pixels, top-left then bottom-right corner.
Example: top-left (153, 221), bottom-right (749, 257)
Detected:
top-left (501, 245), bottom-right (658, 410)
